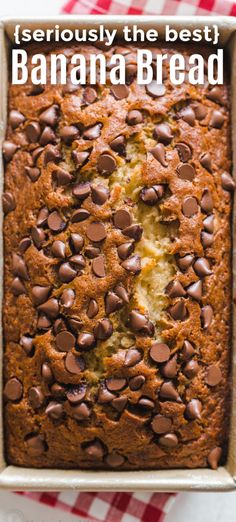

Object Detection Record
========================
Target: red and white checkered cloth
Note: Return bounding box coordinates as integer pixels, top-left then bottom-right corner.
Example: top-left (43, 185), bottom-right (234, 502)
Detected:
top-left (62, 0), bottom-right (236, 16)
top-left (17, 0), bottom-right (235, 520)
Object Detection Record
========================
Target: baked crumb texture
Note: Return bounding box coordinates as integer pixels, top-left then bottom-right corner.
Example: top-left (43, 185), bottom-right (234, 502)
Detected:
top-left (2, 44), bottom-right (234, 470)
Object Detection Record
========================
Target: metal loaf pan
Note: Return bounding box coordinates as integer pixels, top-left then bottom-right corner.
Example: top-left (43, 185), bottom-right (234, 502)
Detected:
top-left (0, 15), bottom-right (235, 491)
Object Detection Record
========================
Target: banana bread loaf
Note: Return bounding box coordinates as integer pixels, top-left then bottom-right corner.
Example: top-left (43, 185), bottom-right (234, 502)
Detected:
top-left (2, 42), bottom-right (234, 470)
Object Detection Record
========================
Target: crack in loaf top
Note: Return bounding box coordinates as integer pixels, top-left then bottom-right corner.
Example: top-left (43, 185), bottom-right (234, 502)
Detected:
top-left (2, 41), bottom-right (234, 470)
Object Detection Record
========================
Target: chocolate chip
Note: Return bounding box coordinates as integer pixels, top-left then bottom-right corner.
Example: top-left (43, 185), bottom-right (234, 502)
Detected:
top-left (73, 402), bottom-right (91, 420)
top-left (85, 246), bottom-right (101, 259)
top-left (97, 154), bottom-right (117, 175)
top-left (25, 434), bottom-right (47, 456)
top-left (39, 104), bottom-right (59, 127)
top-left (184, 359), bottom-right (199, 378)
top-left (40, 126), bottom-right (56, 146)
top-left (193, 103), bottom-right (207, 120)
top-left (105, 292), bottom-right (123, 315)
top-left (201, 189), bottom-right (213, 214)
top-left (94, 318), bottom-right (113, 340)
top-left (38, 297), bottom-right (59, 318)
top-left (168, 300), bottom-right (187, 321)
top-left (186, 280), bottom-right (202, 301)
top-left (3, 140), bottom-right (18, 163)
top-left (98, 384), bottom-right (116, 404)
top-left (83, 439), bottom-right (105, 459)
top-left (150, 342), bottom-right (170, 363)
top-left (124, 348), bottom-right (142, 367)
top-left (67, 316), bottom-right (83, 333)
top-left (37, 313), bottom-right (51, 330)
top-left (165, 280), bottom-right (186, 298)
top-left (53, 318), bottom-right (66, 334)
top-left (32, 146), bottom-right (44, 164)
top-left (207, 86), bottom-right (224, 104)
top-left (106, 378), bottom-right (127, 392)
top-left (175, 142), bottom-right (192, 162)
top-left (153, 123), bottom-right (173, 144)
top-left (20, 335), bottom-right (34, 355)
top-left (209, 110), bottom-right (224, 128)
top-left (129, 375), bottom-right (145, 390)
top-left (151, 414), bottom-right (172, 434)
top-left (25, 121), bottom-right (41, 143)
top-left (61, 288), bottom-right (75, 308)
top-left (200, 152), bottom-right (212, 173)
top-left (50, 383), bottom-right (66, 399)
top-left (65, 352), bottom-right (85, 374)
top-left (221, 172), bottom-right (235, 191)
top-left (206, 365), bottom-right (222, 386)
top-left (151, 143), bottom-right (167, 167)
top-left (56, 330), bottom-right (75, 352)
top-left (4, 377), bottom-right (23, 401)
top-left (25, 166), bottom-right (41, 182)
top-left (41, 363), bottom-right (53, 383)
top-left (83, 86), bottom-right (97, 104)
top-left (178, 106), bottom-right (195, 126)
top-left (185, 399), bottom-right (202, 420)
top-left (117, 242), bottom-right (134, 260)
top-left (110, 135), bottom-right (126, 155)
top-left (159, 433), bottom-right (178, 448)
top-left (51, 240), bottom-right (66, 259)
top-left (86, 222), bottom-right (107, 242)
top-left (114, 283), bottom-right (129, 303)
top-left (92, 256), bottom-right (106, 277)
top-left (72, 150), bottom-right (90, 168)
top-left (37, 207), bottom-right (49, 227)
top-left (58, 262), bottom-right (77, 283)
top-left (160, 381), bottom-right (181, 402)
top-left (44, 145), bottom-right (62, 165)
top-left (83, 123), bottom-right (102, 140)
top-left (122, 224), bottom-right (143, 241)
top-left (28, 386), bottom-right (44, 409)
top-left (193, 258), bottom-right (212, 278)
top-left (67, 385), bottom-right (86, 404)
top-left (111, 396), bottom-right (127, 412)
top-left (32, 285), bottom-right (51, 305)
top-left (70, 233), bottom-right (84, 253)
top-left (87, 298), bottom-right (99, 319)
top-left (126, 110), bottom-right (143, 125)
top-left (110, 85), bottom-right (129, 99)
top-left (46, 401), bottom-right (64, 421)
top-left (77, 332), bottom-right (96, 350)
top-left (48, 211), bottom-right (65, 232)
top-left (71, 209), bottom-right (90, 223)
top-left (114, 209), bottom-right (132, 230)
top-left (138, 397), bottom-right (155, 409)
top-left (177, 163), bottom-right (195, 181)
top-left (122, 255), bottom-right (141, 275)
top-left (28, 84), bottom-right (45, 95)
top-left (125, 63), bottom-right (137, 84)
top-left (11, 277), bottom-right (26, 296)
top-left (182, 340), bottom-right (195, 360)
top-left (146, 82), bottom-right (166, 97)
top-left (201, 232), bottom-right (214, 249)
top-left (2, 192), bottom-right (16, 214)
top-left (60, 125), bottom-right (79, 144)
top-left (19, 237), bottom-right (31, 254)
top-left (162, 356), bottom-right (178, 379)
top-left (207, 447), bottom-right (222, 470)
top-left (9, 110), bottom-right (25, 129)
top-left (128, 310), bottom-right (154, 336)
top-left (106, 453), bottom-right (125, 467)
top-left (12, 253), bottom-right (29, 280)
top-left (203, 215), bottom-right (214, 233)
top-left (70, 254), bottom-right (86, 269)
top-left (182, 196), bottom-right (199, 217)
top-left (54, 167), bottom-right (73, 186)
top-left (91, 184), bottom-right (110, 205)
top-left (73, 182), bottom-right (91, 200)
top-left (140, 185), bottom-right (164, 206)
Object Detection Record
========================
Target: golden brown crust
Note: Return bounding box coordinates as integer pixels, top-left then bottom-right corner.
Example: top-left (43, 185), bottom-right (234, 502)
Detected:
top-left (3, 42), bottom-right (232, 469)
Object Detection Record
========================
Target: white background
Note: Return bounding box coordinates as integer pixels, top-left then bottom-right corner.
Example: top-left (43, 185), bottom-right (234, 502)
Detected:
top-left (0, 0), bottom-right (236, 520)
